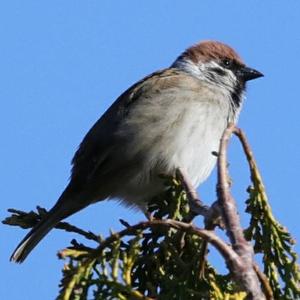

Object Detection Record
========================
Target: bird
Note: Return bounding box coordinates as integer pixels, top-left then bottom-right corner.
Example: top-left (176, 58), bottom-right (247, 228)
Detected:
top-left (11, 40), bottom-right (263, 263)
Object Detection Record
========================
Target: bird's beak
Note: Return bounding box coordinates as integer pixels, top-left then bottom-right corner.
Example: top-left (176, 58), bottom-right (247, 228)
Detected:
top-left (238, 66), bottom-right (264, 81)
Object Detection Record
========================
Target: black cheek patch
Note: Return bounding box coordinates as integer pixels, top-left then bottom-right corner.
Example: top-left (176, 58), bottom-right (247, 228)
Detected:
top-left (209, 67), bottom-right (226, 76)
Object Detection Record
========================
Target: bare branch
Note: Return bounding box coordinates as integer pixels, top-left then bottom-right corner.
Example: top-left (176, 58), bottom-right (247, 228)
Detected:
top-left (59, 218), bottom-right (244, 279)
top-left (253, 263), bottom-right (274, 300)
top-left (3, 208), bottom-right (100, 243)
top-left (217, 123), bottom-right (265, 299)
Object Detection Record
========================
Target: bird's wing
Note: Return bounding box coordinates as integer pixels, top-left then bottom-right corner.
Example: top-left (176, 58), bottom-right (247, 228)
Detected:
top-left (69, 68), bottom-right (190, 192)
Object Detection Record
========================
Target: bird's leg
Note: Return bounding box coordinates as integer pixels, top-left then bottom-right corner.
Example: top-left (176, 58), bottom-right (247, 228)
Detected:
top-left (144, 211), bottom-right (154, 221)
top-left (176, 168), bottom-right (225, 278)
top-left (176, 168), bottom-right (224, 225)
top-left (176, 168), bottom-right (210, 221)
top-left (198, 200), bottom-right (225, 278)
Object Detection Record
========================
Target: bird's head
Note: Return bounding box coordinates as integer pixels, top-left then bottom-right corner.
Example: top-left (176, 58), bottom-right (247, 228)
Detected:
top-left (172, 40), bottom-right (263, 107)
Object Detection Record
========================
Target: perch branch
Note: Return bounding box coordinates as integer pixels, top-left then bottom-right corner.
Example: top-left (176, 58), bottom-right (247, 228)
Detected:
top-left (217, 123), bottom-right (265, 299)
top-left (59, 218), bottom-right (244, 278)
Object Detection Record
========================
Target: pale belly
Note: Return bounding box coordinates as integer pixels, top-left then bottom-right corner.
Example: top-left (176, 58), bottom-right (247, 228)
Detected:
top-left (115, 94), bottom-right (232, 208)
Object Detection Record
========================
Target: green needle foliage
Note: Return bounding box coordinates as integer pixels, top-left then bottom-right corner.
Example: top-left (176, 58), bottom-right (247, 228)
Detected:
top-left (244, 157), bottom-right (300, 299)
top-left (3, 143), bottom-right (300, 300)
top-left (55, 177), bottom-right (246, 300)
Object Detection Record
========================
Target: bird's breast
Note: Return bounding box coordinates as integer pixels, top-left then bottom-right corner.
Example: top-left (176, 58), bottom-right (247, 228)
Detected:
top-left (115, 84), bottom-right (235, 205)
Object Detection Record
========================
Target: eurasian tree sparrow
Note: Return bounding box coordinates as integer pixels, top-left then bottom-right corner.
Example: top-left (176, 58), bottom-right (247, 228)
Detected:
top-left (11, 40), bottom-right (263, 262)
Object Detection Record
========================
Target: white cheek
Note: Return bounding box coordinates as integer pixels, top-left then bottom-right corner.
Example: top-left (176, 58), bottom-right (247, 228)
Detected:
top-left (172, 59), bottom-right (203, 80)
top-left (173, 58), bottom-right (238, 94)
top-left (222, 70), bottom-right (238, 89)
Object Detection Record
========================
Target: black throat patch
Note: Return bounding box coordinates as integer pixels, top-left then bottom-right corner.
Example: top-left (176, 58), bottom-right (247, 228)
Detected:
top-left (231, 80), bottom-right (245, 109)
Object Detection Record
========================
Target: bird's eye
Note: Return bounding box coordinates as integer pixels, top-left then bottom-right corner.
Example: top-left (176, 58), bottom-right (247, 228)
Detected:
top-left (222, 59), bottom-right (232, 68)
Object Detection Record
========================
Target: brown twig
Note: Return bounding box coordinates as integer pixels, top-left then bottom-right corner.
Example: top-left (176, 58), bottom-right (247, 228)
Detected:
top-left (174, 169), bottom-right (223, 278)
top-left (85, 219), bottom-right (244, 275)
top-left (253, 263), bottom-right (274, 300)
top-left (55, 221), bottom-right (100, 243)
top-left (176, 168), bottom-right (210, 218)
top-left (217, 123), bottom-right (265, 299)
top-left (3, 208), bottom-right (100, 243)
top-left (233, 127), bottom-right (274, 300)
top-left (233, 127), bottom-right (264, 190)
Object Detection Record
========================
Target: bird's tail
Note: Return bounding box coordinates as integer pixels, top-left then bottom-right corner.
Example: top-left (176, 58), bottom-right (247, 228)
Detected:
top-left (10, 193), bottom-right (85, 263)
top-left (10, 208), bottom-right (62, 263)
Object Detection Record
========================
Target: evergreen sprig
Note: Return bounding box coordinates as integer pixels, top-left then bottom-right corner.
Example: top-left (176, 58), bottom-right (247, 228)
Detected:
top-left (244, 158), bottom-right (300, 300)
top-left (54, 177), bottom-right (252, 299)
top-left (3, 127), bottom-right (300, 300)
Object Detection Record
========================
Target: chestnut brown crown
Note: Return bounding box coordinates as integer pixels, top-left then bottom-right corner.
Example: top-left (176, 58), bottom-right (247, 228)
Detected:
top-left (176, 40), bottom-right (263, 83)
top-left (182, 40), bottom-right (244, 66)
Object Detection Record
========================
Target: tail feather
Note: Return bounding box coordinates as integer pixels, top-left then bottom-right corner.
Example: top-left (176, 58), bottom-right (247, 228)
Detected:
top-left (11, 183), bottom-right (96, 263)
top-left (10, 190), bottom-right (87, 263)
top-left (10, 208), bottom-right (63, 263)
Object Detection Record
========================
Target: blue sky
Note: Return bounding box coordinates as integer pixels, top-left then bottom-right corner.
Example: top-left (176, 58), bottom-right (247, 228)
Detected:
top-left (1, 1), bottom-right (299, 299)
